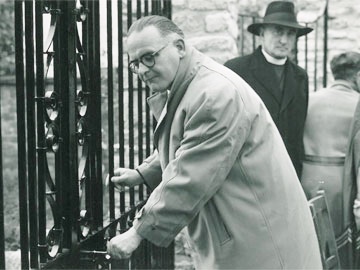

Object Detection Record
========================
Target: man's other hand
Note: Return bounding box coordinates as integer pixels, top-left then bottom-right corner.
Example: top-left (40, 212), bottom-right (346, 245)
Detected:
top-left (111, 168), bottom-right (144, 191)
top-left (107, 227), bottom-right (143, 260)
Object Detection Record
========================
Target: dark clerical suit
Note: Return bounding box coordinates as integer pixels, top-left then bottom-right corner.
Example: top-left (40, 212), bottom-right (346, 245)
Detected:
top-left (225, 46), bottom-right (309, 177)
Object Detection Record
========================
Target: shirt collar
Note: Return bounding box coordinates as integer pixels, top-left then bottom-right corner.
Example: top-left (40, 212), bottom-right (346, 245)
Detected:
top-left (331, 80), bottom-right (359, 92)
top-left (261, 48), bottom-right (287, 65)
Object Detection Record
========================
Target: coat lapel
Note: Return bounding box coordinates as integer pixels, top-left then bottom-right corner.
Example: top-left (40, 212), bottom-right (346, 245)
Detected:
top-left (147, 91), bottom-right (168, 150)
top-left (280, 62), bottom-right (297, 112)
top-left (148, 47), bottom-right (203, 154)
top-left (147, 91), bottom-right (168, 122)
top-left (250, 49), bottom-right (283, 103)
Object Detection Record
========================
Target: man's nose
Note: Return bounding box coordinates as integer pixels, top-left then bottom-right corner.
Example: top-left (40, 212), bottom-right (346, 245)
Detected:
top-left (279, 34), bottom-right (288, 43)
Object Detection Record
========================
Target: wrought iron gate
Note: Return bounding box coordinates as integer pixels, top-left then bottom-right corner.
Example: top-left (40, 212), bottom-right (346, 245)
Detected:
top-left (9, 0), bottom-right (172, 269)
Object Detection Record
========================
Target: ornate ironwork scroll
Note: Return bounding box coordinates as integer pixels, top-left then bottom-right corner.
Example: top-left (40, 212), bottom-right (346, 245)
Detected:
top-left (37, 0), bottom-right (64, 263)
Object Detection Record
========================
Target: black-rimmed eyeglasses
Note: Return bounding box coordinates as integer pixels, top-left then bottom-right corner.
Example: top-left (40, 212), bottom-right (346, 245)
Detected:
top-left (129, 43), bottom-right (169, 74)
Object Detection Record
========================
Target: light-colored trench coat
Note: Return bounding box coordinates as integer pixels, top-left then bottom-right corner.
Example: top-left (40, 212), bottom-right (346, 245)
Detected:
top-left (301, 81), bottom-right (359, 240)
top-left (134, 47), bottom-right (322, 269)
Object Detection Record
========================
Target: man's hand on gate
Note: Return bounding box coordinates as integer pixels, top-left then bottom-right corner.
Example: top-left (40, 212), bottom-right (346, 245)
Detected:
top-left (111, 168), bottom-right (144, 191)
top-left (107, 227), bottom-right (143, 259)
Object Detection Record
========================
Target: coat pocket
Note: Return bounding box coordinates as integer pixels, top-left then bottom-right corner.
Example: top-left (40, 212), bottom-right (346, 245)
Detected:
top-left (207, 200), bottom-right (231, 245)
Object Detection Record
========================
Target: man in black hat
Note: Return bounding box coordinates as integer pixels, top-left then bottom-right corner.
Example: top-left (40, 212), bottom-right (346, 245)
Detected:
top-left (225, 1), bottom-right (313, 178)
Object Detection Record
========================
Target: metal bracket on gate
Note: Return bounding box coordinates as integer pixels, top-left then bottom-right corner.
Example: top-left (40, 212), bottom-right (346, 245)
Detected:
top-left (80, 250), bottom-right (111, 269)
top-left (77, 200), bottom-right (147, 268)
top-left (74, 0), bottom-right (88, 22)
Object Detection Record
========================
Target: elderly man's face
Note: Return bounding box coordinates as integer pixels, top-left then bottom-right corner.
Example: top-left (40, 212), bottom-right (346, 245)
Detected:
top-left (261, 24), bottom-right (297, 59)
top-left (127, 26), bottom-right (183, 93)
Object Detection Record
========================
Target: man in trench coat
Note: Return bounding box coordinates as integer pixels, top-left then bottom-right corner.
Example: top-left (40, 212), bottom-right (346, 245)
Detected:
top-left (107, 15), bottom-right (322, 269)
top-left (301, 52), bottom-right (360, 269)
top-left (225, 1), bottom-right (313, 177)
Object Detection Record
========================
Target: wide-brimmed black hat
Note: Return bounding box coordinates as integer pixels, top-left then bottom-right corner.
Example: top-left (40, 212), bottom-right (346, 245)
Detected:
top-left (247, 1), bottom-right (313, 37)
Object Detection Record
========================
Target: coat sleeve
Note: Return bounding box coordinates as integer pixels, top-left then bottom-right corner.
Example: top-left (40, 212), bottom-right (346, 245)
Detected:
top-left (136, 150), bottom-right (162, 191)
top-left (132, 80), bottom-right (251, 247)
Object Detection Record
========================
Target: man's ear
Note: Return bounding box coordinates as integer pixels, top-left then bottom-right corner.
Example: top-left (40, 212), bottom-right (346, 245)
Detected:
top-left (174, 39), bottom-right (186, 58)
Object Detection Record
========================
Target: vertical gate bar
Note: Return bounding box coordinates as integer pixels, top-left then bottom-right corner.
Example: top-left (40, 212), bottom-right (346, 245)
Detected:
top-left (314, 22), bottom-right (318, 91)
top-left (52, 0), bottom-right (66, 250)
top-left (24, 1), bottom-right (39, 267)
top-left (127, 0), bottom-right (135, 209)
top-left (136, 0), bottom-right (144, 202)
top-left (82, 0), bottom-right (94, 235)
top-left (240, 16), bottom-right (244, 56)
top-left (166, 3), bottom-right (175, 268)
top-left (34, 0), bottom-right (47, 264)
top-left (133, 1), bottom-right (147, 266)
top-left (156, 0), bottom-right (162, 15)
top-left (322, 1), bottom-right (328, 88)
top-left (152, 0), bottom-right (159, 15)
top-left (304, 23), bottom-right (308, 72)
top-left (107, 0), bottom-right (115, 226)
top-left (0, 76), bottom-right (5, 270)
top-left (163, 0), bottom-right (171, 19)
top-left (165, 8), bottom-right (175, 270)
top-left (69, 0), bottom-right (81, 257)
top-left (118, 0), bottom-right (126, 215)
top-left (15, 0), bottom-right (30, 268)
top-left (116, 3), bottom-right (129, 268)
top-left (83, 0), bottom-right (93, 231)
top-left (251, 17), bottom-right (256, 51)
top-left (86, 0), bottom-right (99, 228)
top-left (92, 0), bottom-right (104, 229)
top-left (141, 3), bottom-right (153, 267)
top-left (59, 0), bottom-right (80, 259)
top-left (144, 0), bottom-right (149, 15)
top-left (144, 0), bottom-right (152, 199)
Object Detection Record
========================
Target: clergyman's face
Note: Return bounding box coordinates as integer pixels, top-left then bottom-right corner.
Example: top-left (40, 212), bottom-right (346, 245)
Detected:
top-left (127, 26), bottom-right (183, 93)
top-left (261, 24), bottom-right (297, 59)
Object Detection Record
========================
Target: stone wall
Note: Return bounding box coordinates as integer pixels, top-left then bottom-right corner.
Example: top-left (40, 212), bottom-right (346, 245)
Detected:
top-left (171, 0), bottom-right (360, 90)
top-left (172, 0), bottom-right (239, 63)
top-left (97, 0), bottom-right (360, 90)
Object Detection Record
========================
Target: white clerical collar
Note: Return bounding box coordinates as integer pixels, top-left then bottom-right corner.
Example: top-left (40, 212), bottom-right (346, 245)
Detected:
top-left (261, 48), bottom-right (287, 65)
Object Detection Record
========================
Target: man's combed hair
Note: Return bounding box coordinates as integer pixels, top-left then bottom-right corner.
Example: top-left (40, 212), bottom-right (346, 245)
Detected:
top-left (330, 52), bottom-right (360, 80)
top-left (127, 15), bottom-right (184, 38)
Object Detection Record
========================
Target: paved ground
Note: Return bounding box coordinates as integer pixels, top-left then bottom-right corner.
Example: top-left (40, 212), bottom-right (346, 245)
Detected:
top-left (4, 231), bottom-right (195, 269)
